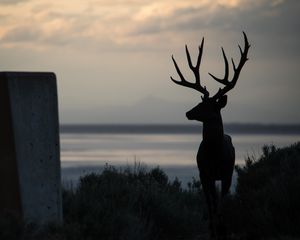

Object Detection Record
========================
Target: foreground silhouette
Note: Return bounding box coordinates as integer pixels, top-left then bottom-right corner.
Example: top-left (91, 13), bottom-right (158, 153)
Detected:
top-left (171, 32), bottom-right (250, 239)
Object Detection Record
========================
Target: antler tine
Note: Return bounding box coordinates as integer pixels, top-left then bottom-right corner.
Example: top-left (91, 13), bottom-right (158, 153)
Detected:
top-left (171, 55), bottom-right (186, 82)
top-left (208, 47), bottom-right (229, 85)
top-left (186, 38), bottom-right (204, 85)
top-left (170, 38), bottom-right (209, 98)
top-left (170, 56), bottom-right (200, 90)
top-left (212, 31), bottom-right (250, 100)
top-left (196, 38), bottom-right (204, 69)
top-left (185, 44), bottom-right (201, 86)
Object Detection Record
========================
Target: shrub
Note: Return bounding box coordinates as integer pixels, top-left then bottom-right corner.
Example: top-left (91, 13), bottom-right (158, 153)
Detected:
top-left (0, 164), bottom-right (205, 240)
top-left (224, 142), bottom-right (300, 239)
top-left (62, 164), bottom-right (206, 240)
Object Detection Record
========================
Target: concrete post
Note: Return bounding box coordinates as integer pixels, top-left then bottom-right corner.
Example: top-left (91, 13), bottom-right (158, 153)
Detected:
top-left (0, 72), bottom-right (62, 224)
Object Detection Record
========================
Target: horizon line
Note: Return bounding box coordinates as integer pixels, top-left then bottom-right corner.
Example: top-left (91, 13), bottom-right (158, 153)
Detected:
top-left (60, 122), bottom-right (300, 126)
top-left (59, 123), bottom-right (300, 135)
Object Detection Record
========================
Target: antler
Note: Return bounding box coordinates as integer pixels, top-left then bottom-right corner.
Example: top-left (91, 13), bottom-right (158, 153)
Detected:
top-left (170, 38), bottom-right (209, 99)
top-left (209, 32), bottom-right (250, 100)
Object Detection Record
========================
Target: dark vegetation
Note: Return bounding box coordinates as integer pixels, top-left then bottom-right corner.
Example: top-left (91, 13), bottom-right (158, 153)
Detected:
top-left (1, 143), bottom-right (300, 239)
top-left (0, 164), bottom-right (205, 240)
top-left (62, 164), bottom-right (205, 240)
top-left (223, 142), bottom-right (300, 239)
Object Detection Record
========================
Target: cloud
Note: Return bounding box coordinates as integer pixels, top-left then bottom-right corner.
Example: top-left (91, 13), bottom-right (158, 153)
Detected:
top-left (0, 0), bottom-right (299, 124)
top-left (129, 0), bottom-right (300, 37)
top-left (124, 0), bottom-right (300, 61)
top-left (1, 0), bottom-right (298, 54)
top-left (1, 26), bottom-right (41, 43)
top-left (0, 2), bottom-right (127, 49)
top-left (0, 0), bottom-right (29, 4)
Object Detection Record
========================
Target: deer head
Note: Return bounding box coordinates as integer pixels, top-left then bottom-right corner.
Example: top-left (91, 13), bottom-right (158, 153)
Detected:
top-left (171, 32), bottom-right (250, 123)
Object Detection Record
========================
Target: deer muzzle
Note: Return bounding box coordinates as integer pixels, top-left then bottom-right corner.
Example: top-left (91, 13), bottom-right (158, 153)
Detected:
top-left (186, 111), bottom-right (194, 120)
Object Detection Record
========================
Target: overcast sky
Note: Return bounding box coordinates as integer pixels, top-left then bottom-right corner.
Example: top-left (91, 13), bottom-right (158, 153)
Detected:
top-left (0, 0), bottom-right (299, 124)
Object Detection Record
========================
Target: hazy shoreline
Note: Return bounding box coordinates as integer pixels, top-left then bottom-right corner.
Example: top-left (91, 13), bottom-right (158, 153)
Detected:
top-left (60, 123), bottom-right (300, 135)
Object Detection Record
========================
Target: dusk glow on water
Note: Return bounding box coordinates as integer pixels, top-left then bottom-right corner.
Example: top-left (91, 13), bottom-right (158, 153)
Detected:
top-left (61, 134), bottom-right (300, 166)
top-left (60, 128), bottom-right (300, 185)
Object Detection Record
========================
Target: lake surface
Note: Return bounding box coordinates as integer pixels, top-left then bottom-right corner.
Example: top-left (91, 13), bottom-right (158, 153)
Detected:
top-left (60, 125), bottom-right (300, 188)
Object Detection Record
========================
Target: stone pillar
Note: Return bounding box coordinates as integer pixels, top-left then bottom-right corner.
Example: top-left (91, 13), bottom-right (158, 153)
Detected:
top-left (0, 72), bottom-right (62, 224)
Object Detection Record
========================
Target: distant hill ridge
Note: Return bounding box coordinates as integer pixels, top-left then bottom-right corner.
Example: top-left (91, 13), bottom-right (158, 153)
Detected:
top-left (60, 124), bottom-right (300, 135)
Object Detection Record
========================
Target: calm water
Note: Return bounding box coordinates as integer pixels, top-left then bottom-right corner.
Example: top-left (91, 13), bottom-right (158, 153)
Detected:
top-left (60, 131), bottom-right (300, 187)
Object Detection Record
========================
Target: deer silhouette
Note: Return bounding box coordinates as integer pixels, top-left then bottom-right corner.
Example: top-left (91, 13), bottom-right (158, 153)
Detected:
top-left (171, 32), bottom-right (250, 238)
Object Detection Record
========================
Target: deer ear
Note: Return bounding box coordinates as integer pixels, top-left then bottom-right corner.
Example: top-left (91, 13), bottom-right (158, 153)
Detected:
top-left (217, 95), bottom-right (227, 109)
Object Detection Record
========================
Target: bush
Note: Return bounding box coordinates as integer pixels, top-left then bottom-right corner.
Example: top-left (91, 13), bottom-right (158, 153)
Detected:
top-left (0, 164), bottom-right (205, 240)
top-left (5, 142), bottom-right (299, 239)
top-left (62, 164), bottom-right (206, 240)
top-left (224, 142), bottom-right (300, 239)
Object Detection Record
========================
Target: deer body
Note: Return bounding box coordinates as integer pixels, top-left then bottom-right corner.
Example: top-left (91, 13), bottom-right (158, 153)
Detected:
top-left (187, 97), bottom-right (235, 194)
top-left (198, 130), bottom-right (235, 184)
top-left (171, 32), bottom-right (250, 238)
top-left (198, 134), bottom-right (235, 182)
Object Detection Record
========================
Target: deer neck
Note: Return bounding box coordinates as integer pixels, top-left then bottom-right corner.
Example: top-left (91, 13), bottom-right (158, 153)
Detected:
top-left (202, 116), bottom-right (224, 145)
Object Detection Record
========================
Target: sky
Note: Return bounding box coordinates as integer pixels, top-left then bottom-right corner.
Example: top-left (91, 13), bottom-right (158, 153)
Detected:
top-left (0, 0), bottom-right (299, 124)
